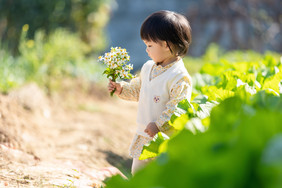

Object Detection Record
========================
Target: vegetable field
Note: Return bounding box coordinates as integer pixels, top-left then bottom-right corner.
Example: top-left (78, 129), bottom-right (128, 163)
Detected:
top-left (106, 51), bottom-right (282, 188)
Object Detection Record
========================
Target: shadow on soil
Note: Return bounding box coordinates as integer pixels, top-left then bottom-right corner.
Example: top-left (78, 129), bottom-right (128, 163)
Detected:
top-left (98, 149), bottom-right (132, 178)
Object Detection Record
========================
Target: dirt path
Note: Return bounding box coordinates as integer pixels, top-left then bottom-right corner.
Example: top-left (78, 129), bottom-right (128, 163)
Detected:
top-left (0, 83), bottom-right (138, 187)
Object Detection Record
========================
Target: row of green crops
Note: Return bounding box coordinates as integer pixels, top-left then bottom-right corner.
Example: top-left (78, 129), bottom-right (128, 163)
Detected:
top-left (106, 50), bottom-right (282, 187)
top-left (0, 26), bottom-right (106, 94)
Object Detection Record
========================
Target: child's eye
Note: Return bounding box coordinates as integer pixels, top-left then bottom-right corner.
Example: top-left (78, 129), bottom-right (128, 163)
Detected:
top-left (148, 45), bottom-right (152, 47)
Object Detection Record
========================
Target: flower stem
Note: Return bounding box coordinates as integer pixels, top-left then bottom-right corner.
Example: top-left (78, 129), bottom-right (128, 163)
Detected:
top-left (110, 74), bottom-right (116, 97)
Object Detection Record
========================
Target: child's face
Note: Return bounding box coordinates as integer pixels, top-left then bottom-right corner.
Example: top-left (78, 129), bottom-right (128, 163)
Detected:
top-left (143, 40), bottom-right (173, 64)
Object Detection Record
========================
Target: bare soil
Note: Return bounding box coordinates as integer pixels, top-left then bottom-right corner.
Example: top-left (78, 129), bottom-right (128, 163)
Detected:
top-left (0, 81), bottom-right (137, 187)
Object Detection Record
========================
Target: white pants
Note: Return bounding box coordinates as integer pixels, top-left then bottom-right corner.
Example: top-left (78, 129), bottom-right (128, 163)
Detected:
top-left (131, 158), bottom-right (150, 175)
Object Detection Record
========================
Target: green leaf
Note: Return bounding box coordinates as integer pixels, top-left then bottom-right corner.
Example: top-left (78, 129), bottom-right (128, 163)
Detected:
top-left (279, 81), bottom-right (282, 94)
top-left (171, 114), bottom-right (189, 131)
top-left (201, 86), bottom-right (235, 102)
top-left (185, 117), bottom-right (206, 134)
top-left (192, 94), bottom-right (208, 104)
top-left (196, 100), bottom-right (218, 119)
top-left (200, 62), bottom-right (226, 76)
top-left (262, 72), bottom-right (282, 93)
top-left (139, 132), bottom-right (169, 160)
top-left (193, 73), bottom-right (217, 90)
top-left (177, 99), bottom-right (191, 112)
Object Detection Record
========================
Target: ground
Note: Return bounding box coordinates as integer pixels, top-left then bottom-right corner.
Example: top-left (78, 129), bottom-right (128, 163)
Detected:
top-left (0, 80), bottom-right (138, 187)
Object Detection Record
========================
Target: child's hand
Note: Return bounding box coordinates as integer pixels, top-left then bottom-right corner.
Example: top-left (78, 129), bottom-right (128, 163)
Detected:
top-left (144, 122), bottom-right (160, 138)
top-left (108, 79), bottom-right (122, 95)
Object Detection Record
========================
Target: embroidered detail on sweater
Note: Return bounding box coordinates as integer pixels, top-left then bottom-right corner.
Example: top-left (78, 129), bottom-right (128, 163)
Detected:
top-left (153, 95), bottom-right (160, 103)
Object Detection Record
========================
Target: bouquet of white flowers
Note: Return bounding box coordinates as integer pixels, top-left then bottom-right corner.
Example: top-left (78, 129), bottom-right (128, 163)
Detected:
top-left (98, 47), bottom-right (134, 96)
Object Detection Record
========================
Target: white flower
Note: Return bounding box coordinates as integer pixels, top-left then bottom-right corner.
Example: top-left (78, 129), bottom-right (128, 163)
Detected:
top-left (99, 46), bottom-right (133, 81)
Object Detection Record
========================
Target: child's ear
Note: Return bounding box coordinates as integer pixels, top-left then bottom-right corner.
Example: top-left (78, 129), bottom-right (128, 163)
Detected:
top-left (161, 41), bottom-right (170, 51)
top-left (165, 41), bottom-right (174, 54)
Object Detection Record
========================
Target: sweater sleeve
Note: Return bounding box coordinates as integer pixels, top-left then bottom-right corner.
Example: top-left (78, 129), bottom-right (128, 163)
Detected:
top-left (118, 61), bottom-right (150, 102)
top-left (155, 76), bottom-right (192, 132)
top-left (117, 76), bottom-right (141, 102)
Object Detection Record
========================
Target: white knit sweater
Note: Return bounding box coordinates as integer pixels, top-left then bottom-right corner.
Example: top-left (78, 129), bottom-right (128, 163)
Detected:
top-left (136, 59), bottom-right (191, 137)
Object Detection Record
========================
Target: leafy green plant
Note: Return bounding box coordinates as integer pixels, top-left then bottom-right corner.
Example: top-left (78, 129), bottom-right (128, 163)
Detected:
top-left (0, 26), bottom-right (106, 94)
top-left (139, 48), bottom-right (282, 162)
top-left (105, 49), bottom-right (282, 187)
top-left (0, 48), bottom-right (23, 93)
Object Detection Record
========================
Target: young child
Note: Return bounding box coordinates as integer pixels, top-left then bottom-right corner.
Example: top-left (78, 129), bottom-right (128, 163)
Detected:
top-left (108, 10), bottom-right (192, 175)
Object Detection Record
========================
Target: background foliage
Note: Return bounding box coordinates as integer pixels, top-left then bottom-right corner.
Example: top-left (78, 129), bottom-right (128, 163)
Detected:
top-left (0, 0), bottom-right (112, 94)
top-left (0, 24), bottom-right (106, 94)
top-left (0, 0), bottom-right (110, 54)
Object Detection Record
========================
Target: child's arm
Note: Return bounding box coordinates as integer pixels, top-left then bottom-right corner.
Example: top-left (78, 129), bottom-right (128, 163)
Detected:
top-left (155, 76), bottom-right (192, 133)
top-left (108, 76), bottom-right (141, 101)
top-left (144, 76), bottom-right (191, 138)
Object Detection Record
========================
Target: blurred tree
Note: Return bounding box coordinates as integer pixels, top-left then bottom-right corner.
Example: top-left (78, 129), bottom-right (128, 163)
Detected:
top-left (185, 0), bottom-right (282, 56)
top-left (0, 0), bottom-right (111, 54)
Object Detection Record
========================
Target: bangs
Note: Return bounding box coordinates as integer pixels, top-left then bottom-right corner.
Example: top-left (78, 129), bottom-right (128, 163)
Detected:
top-left (140, 13), bottom-right (166, 42)
top-left (140, 24), bottom-right (158, 42)
top-left (140, 26), bottom-right (154, 42)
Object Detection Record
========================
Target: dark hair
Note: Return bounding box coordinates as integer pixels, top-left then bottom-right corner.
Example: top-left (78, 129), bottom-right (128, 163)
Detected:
top-left (140, 10), bottom-right (192, 57)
